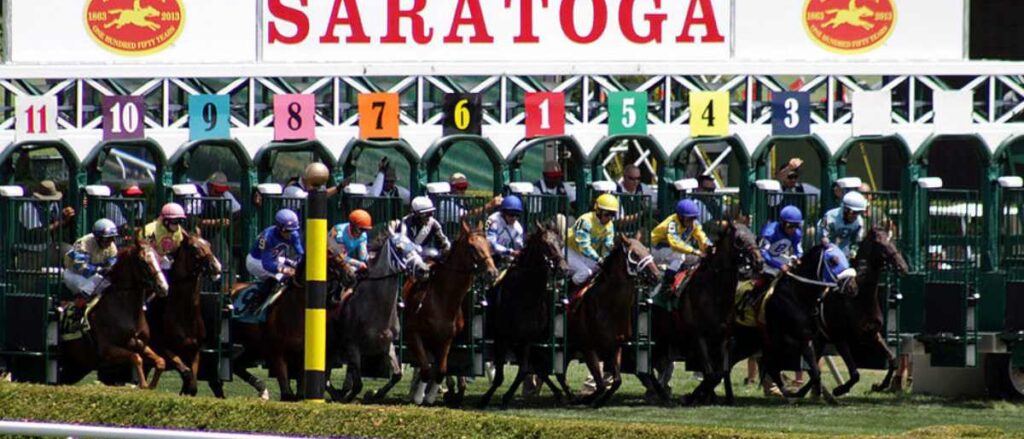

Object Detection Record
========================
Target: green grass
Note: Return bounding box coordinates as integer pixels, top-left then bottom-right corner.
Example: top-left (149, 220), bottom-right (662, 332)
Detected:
top-left (31, 360), bottom-right (1022, 437)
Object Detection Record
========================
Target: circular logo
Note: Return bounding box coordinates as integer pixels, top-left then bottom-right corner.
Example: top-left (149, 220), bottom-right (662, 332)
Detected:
top-left (803, 0), bottom-right (896, 54)
top-left (84, 0), bottom-right (185, 56)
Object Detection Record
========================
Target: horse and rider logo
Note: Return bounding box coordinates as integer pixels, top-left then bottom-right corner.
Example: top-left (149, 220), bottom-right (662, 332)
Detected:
top-left (803, 0), bottom-right (896, 54)
top-left (84, 0), bottom-right (185, 56)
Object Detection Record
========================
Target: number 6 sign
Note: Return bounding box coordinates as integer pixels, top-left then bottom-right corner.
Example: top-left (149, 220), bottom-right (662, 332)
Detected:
top-left (525, 92), bottom-right (565, 138)
top-left (102, 96), bottom-right (146, 141)
top-left (274, 94), bottom-right (316, 141)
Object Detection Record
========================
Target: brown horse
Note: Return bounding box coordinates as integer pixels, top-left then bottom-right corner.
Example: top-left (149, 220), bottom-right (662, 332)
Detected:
top-left (147, 229), bottom-right (222, 396)
top-left (404, 222), bottom-right (498, 406)
top-left (67, 234), bottom-right (170, 388)
top-left (555, 233), bottom-right (661, 408)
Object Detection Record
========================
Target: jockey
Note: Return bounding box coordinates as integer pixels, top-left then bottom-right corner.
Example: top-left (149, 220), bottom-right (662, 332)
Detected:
top-left (246, 209), bottom-right (304, 303)
top-left (817, 191), bottom-right (867, 257)
top-left (566, 194), bottom-right (618, 286)
top-left (330, 209), bottom-right (372, 272)
top-left (62, 219), bottom-right (119, 299)
top-left (145, 202), bottom-right (187, 270)
top-left (395, 196), bottom-right (451, 278)
top-left (650, 199), bottom-right (711, 294)
top-left (759, 205), bottom-right (804, 278)
top-left (486, 195), bottom-right (525, 261)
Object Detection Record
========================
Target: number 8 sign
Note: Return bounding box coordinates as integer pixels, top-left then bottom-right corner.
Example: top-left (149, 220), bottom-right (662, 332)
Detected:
top-left (274, 94), bottom-right (316, 141)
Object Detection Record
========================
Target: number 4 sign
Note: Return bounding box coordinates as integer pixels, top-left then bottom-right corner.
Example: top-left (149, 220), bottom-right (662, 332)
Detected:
top-left (689, 91), bottom-right (730, 137)
top-left (772, 92), bottom-right (811, 136)
top-left (608, 91), bottom-right (648, 135)
top-left (525, 92), bottom-right (565, 138)
top-left (16, 96), bottom-right (58, 141)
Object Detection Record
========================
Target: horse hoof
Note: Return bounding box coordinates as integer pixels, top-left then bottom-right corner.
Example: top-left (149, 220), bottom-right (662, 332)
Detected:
top-left (362, 391), bottom-right (378, 404)
top-left (832, 386), bottom-right (849, 397)
top-left (259, 389), bottom-right (270, 401)
top-left (824, 391), bottom-right (840, 406)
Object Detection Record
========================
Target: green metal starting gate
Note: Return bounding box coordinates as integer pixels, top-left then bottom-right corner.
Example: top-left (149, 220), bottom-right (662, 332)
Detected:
top-left (752, 188), bottom-right (822, 252)
top-left (518, 193), bottom-right (570, 373)
top-left (175, 193), bottom-right (234, 382)
top-left (84, 188), bottom-right (146, 248)
top-left (917, 188), bottom-right (982, 367)
top-left (0, 194), bottom-right (70, 383)
top-left (997, 187), bottom-right (1024, 360)
top-left (615, 192), bottom-right (654, 374)
top-left (687, 190), bottom-right (742, 224)
top-left (855, 190), bottom-right (906, 367)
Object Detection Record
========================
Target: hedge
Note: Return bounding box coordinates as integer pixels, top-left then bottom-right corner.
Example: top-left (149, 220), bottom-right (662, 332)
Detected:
top-left (0, 383), bottom-right (1012, 438)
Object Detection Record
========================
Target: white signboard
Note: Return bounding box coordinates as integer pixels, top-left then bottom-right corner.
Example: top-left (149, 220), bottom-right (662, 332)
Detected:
top-left (734, 0), bottom-right (965, 62)
top-left (8, 0), bottom-right (257, 64)
top-left (852, 91), bottom-right (893, 136)
top-left (15, 96), bottom-right (59, 141)
top-left (261, 0), bottom-right (731, 63)
top-left (933, 90), bottom-right (974, 134)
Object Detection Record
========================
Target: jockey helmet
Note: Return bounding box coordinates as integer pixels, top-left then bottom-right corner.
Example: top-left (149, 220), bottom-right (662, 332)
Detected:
top-left (160, 202), bottom-right (186, 220)
top-left (349, 209), bottom-right (373, 231)
top-left (275, 209), bottom-right (301, 231)
top-left (842, 191), bottom-right (868, 212)
top-left (779, 205), bottom-right (804, 225)
top-left (675, 199), bottom-right (700, 219)
top-left (500, 195), bottom-right (524, 214)
top-left (594, 194), bottom-right (620, 213)
top-left (92, 218), bottom-right (118, 238)
top-left (411, 196), bottom-right (436, 215)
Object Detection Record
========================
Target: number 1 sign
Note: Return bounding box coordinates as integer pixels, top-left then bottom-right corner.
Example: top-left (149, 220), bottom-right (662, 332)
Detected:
top-left (102, 96), bottom-right (146, 141)
top-left (525, 92), bottom-right (565, 138)
top-left (15, 96), bottom-right (58, 141)
top-left (274, 94), bottom-right (316, 141)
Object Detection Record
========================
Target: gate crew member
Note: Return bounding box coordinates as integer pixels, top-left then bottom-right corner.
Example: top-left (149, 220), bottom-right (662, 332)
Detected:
top-left (534, 160), bottom-right (577, 206)
top-left (567, 194), bottom-right (619, 286)
top-left (650, 199), bottom-right (710, 295)
top-left (329, 209), bottom-right (373, 272)
top-left (246, 209), bottom-right (304, 305)
top-left (145, 202), bottom-right (188, 271)
top-left (63, 218), bottom-right (119, 299)
top-left (817, 191), bottom-right (867, 257)
top-left (486, 195), bottom-right (525, 262)
top-left (395, 196), bottom-right (451, 279)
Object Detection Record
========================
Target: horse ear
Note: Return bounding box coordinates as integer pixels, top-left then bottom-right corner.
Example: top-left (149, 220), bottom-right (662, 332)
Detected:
top-left (134, 227), bottom-right (145, 245)
top-left (535, 220), bottom-right (545, 232)
top-left (461, 220), bottom-right (471, 237)
top-left (633, 230), bottom-right (642, 242)
top-left (193, 225), bottom-right (202, 238)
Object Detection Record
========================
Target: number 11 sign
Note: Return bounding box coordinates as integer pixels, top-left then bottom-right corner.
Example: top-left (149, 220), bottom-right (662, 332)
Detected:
top-left (15, 96), bottom-right (58, 141)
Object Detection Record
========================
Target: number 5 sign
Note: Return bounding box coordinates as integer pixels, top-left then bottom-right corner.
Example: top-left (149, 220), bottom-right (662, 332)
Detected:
top-left (15, 96), bottom-right (58, 141)
top-left (359, 93), bottom-right (400, 140)
top-left (525, 92), bottom-right (565, 138)
top-left (608, 91), bottom-right (648, 135)
top-left (274, 94), bottom-right (316, 141)
top-left (689, 91), bottom-right (730, 137)
top-left (103, 96), bottom-right (146, 141)
top-left (771, 92), bottom-right (811, 136)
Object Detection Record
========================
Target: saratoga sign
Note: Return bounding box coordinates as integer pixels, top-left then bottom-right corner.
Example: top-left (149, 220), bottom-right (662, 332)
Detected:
top-left (261, 0), bottom-right (730, 63)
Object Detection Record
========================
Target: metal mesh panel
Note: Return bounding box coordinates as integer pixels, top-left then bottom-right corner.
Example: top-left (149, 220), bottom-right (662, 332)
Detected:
top-left (430, 194), bottom-right (491, 238)
top-left (614, 193), bottom-right (653, 245)
top-left (520, 194), bottom-right (569, 235)
top-left (923, 189), bottom-right (982, 284)
top-left (1000, 188), bottom-right (1024, 282)
top-left (339, 195), bottom-right (406, 236)
top-left (258, 195), bottom-right (306, 233)
top-left (86, 196), bottom-right (146, 248)
top-left (687, 191), bottom-right (741, 223)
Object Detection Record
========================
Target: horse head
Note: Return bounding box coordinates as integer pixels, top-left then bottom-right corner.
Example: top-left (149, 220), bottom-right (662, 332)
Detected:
top-left (714, 220), bottom-right (763, 274)
top-left (112, 229), bottom-right (168, 298)
top-left (612, 231), bottom-right (660, 286)
top-left (455, 221), bottom-right (499, 282)
top-left (174, 227), bottom-right (223, 283)
top-left (858, 227), bottom-right (909, 275)
top-left (791, 244), bottom-right (857, 300)
top-left (526, 220), bottom-right (569, 275)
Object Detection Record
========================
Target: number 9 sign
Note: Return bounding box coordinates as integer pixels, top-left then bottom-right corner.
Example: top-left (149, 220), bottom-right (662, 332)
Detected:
top-left (771, 92), bottom-right (811, 136)
top-left (189, 95), bottom-right (230, 141)
top-left (443, 93), bottom-right (482, 136)
top-left (274, 94), bottom-right (316, 141)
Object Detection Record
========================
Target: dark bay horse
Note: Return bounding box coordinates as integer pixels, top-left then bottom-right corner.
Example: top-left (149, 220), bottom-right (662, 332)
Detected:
top-left (148, 229), bottom-right (222, 396)
top-left (60, 235), bottom-right (170, 388)
top-left (555, 233), bottom-right (661, 408)
top-left (478, 222), bottom-right (569, 409)
top-left (812, 228), bottom-right (909, 397)
top-left (404, 222), bottom-right (498, 406)
top-left (327, 232), bottom-right (407, 403)
top-left (648, 221), bottom-right (762, 406)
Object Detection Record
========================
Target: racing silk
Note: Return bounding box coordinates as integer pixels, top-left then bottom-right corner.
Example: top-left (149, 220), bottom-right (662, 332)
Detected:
top-left (759, 221), bottom-right (803, 271)
top-left (485, 211), bottom-right (524, 257)
top-left (816, 207), bottom-right (865, 257)
top-left (144, 220), bottom-right (185, 257)
top-left (249, 226), bottom-right (304, 274)
top-left (332, 223), bottom-right (369, 266)
top-left (651, 214), bottom-right (710, 255)
top-left (398, 214), bottom-right (451, 253)
top-left (63, 234), bottom-right (117, 276)
top-left (533, 179), bottom-right (577, 204)
top-left (568, 212), bottom-right (615, 262)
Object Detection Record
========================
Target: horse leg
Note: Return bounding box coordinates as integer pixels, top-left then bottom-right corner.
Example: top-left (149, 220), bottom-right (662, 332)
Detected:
top-left (407, 333), bottom-right (431, 405)
top-left (344, 347), bottom-right (363, 404)
top-left (539, 374), bottom-right (565, 405)
top-left (721, 339), bottom-right (735, 406)
top-left (500, 345), bottom-right (531, 409)
top-left (478, 341), bottom-right (506, 408)
top-left (426, 342), bottom-right (453, 406)
top-left (683, 336), bottom-right (715, 405)
top-left (368, 345), bottom-right (403, 403)
top-left (870, 332), bottom-right (898, 392)
top-left (555, 372), bottom-right (577, 403)
top-left (188, 349), bottom-right (201, 397)
top-left (235, 365), bottom-right (270, 400)
top-left (831, 341), bottom-right (860, 397)
top-left (579, 350), bottom-right (605, 406)
top-left (593, 348), bottom-right (623, 408)
top-left (140, 345), bottom-right (167, 390)
top-left (161, 350), bottom-right (193, 396)
top-left (269, 354), bottom-right (295, 401)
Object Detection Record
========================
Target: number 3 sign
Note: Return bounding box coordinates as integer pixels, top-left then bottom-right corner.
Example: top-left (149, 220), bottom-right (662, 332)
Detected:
top-left (274, 94), bottom-right (316, 141)
top-left (772, 92), bottom-right (811, 136)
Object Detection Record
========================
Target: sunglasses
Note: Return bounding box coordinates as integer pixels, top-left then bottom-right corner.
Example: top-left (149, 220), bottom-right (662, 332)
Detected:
top-left (786, 174), bottom-right (800, 180)
top-left (599, 211), bottom-right (617, 219)
top-left (165, 219), bottom-right (185, 226)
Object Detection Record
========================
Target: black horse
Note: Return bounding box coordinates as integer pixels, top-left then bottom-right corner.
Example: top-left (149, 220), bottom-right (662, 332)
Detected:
top-left (811, 228), bottom-right (909, 397)
top-left (477, 222), bottom-right (569, 409)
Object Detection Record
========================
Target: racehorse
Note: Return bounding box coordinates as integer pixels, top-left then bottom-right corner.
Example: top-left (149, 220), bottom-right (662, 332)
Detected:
top-left (210, 252), bottom-right (353, 401)
top-left (326, 231), bottom-right (407, 403)
top-left (811, 228), bottom-right (909, 397)
top-left (730, 244), bottom-right (858, 404)
top-left (477, 222), bottom-right (569, 409)
top-left (648, 220), bottom-right (763, 406)
top-left (404, 222), bottom-right (498, 406)
top-left (554, 233), bottom-right (661, 408)
top-left (147, 229), bottom-right (222, 396)
top-left (59, 233), bottom-right (170, 388)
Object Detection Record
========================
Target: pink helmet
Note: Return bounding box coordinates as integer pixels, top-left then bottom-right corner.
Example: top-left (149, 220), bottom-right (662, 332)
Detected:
top-left (160, 202), bottom-right (186, 219)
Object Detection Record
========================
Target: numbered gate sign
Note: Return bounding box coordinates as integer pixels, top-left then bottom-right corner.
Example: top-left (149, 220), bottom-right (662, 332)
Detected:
top-left (102, 96), bottom-right (146, 141)
top-left (189, 95), bottom-right (231, 141)
top-left (525, 92), bottom-right (565, 138)
top-left (358, 93), bottom-right (400, 140)
top-left (15, 96), bottom-right (58, 141)
top-left (442, 93), bottom-right (482, 136)
top-left (274, 94), bottom-right (316, 141)
top-left (771, 92), bottom-right (811, 136)
top-left (689, 91), bottom-right (729, 137)
top-left (608, 91), bottom-right (648, 135)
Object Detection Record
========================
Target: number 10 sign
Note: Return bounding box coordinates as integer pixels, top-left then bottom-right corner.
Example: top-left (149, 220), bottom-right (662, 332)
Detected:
top-left (103, 96), bottom-right (146, 141)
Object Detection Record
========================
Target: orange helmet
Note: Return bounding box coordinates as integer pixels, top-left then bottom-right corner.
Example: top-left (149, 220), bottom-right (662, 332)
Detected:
top-left (349, 209), bottom-right (372, 231)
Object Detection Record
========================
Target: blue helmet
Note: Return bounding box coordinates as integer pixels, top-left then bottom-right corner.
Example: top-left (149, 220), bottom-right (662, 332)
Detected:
top-left (779, 205), bottom-right (804, 225)
top-left (92, 218), bottom-right (118, 238)
top-left (501, 195), bottom-right (524, 214)
top-left (275, 209), bottom-right (300, 231)
top-left (675, 199), bottom-right (700, 219)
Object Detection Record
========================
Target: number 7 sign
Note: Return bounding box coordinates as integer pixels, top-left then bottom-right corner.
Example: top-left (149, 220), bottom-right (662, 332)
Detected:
top-left (359, 93), bottom-right (400, 140)
top-left (16, 96), bottom-right (58, 141)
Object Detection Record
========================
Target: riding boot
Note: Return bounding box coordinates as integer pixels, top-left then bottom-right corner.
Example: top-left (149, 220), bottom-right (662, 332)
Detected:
top-left (651, 270), bottom-right (675, 298)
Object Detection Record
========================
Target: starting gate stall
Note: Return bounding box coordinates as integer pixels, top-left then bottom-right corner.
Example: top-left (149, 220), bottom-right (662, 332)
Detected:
top-left (990, 176), bottom-right (1024, 396)
top-left (668, 136), bottom-right (753, 216)
top-left (506, 135), bottom-right (591, 216)
top-left (671, 178), bottom-right (742, 225)
top-left (253, 140), bottom-right (338, 232)
top-left (613, 190), bottom-right (656, 375)
top-left (831, 136), bottom-right (913, 367)
top-left (750, 136), bottom-right (830, 249)
top-left (82, 139), bottom-right (170, 221)
top-left (421, 135), bottom-right (507, 196)
top-left (589, 135), bottom-right (670, 219)
top-left (339, 138), bottom-right (421, 205)
top-left (82, 184), bottom-right (146, 249)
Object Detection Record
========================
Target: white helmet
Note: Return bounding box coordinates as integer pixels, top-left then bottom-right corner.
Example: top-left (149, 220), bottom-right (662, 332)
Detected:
top-left (411, 196), bottom-right (436, 214)
top-left (842, 191), bottom-right (868, 212)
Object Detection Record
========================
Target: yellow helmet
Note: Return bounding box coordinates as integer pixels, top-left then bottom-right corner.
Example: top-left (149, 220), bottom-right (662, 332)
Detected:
top-left (595, 194), bottom-right (620, 213)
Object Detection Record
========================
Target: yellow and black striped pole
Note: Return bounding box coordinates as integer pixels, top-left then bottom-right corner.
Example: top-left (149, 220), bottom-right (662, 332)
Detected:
top-left (302, 163), bottom-right (329, 402)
